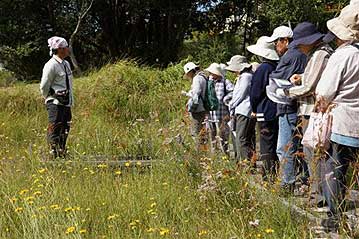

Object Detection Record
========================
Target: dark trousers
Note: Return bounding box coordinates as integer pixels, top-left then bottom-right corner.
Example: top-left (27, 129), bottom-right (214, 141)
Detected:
top-left (46, 103), bottom-right (72, 157)
top-left (235, 114), bottom-right (256, 161)
top-left (322, 142), bottom-right (359, 217)
top-left (259, 120), bottom-right (279, 181)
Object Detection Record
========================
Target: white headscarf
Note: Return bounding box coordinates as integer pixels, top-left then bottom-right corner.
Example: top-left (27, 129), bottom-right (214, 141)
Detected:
top-left (48, 36), bottom-right (68, 56)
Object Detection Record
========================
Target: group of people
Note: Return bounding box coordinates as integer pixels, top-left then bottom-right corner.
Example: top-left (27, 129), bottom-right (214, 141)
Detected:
top-left (182, 1), bottom-right (359, 231)
top-left (39, 0), bottom-right (358, 232)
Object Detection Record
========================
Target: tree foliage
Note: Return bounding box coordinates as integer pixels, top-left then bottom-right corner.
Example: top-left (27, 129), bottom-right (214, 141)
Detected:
top-left (0, 0), bottom-right (350, 81)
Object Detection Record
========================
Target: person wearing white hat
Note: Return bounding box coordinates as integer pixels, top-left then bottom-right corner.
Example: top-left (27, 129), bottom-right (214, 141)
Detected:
top-left (226, 55), bottom-right (256, 162)
top-left (314, 4), bottom-right (359, 231)
top-left (247, 36), bottom-right (279, 182)
top-left (205, 63), bottom-right (234, 153)
top-left (40, 36), bottom-right (73, 159)
top-left (182, 62), bottom-right (208, 148)
top-left (266, 26), bottom-right (307, 194)
top-left (266, 26), bottom-right (294, 56)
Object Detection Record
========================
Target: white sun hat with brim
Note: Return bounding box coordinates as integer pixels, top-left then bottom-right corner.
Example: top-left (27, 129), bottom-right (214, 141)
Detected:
top-left (205, 63), bottom-right (223, 77)
top-left (266, 26), bottom-right (293, 43)
top-left (247, 36), bottom-right (280, 61)
top-left (183, 62), bottom-right (199, 75)
top-left (327, 4), bottom-right (359, 41)
top-left (225, 55), bottom-right (251, 73)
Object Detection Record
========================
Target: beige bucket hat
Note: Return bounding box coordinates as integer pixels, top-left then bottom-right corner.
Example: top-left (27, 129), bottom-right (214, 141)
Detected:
top-left (225, 55), bottom-right (251, 72)
top-left (327, 4), bottom-right (359, 41)
top-left (205, 63), bottom-right (223, 77)
top-left (247, 36), bottom-right (280, 61)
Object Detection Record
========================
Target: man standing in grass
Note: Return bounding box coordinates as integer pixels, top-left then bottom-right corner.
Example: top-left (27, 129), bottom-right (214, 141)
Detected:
top-left (40, 36), bottom-right (73, 159)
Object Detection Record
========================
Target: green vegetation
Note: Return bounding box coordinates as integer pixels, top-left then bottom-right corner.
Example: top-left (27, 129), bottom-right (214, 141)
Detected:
top-left (0, 61), bottom-right (309, 238)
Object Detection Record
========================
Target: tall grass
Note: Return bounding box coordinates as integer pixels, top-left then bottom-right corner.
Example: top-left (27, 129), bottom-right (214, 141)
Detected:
top-left (0, 61), bottom-right (308, 238)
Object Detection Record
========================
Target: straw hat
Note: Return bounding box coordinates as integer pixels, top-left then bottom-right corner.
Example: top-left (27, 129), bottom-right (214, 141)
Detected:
top-left (247, 36), bottom-right (279, 61)
top-left (327, 4), bottom-right (359, 41)
top-left (225, 55), bottom-right (251, 72)
top-left (205, 63), bottom-right (223, 77)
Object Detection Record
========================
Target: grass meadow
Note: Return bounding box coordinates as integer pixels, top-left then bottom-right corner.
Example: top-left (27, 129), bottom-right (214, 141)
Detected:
top-left (0, 62), bottom-right (309, 238)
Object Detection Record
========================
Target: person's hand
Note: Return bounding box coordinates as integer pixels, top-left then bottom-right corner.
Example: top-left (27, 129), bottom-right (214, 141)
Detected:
top-left (316, 96), bottom-right (330, 113)
top-left (251, 112), bottom-right (256, 118)
top-left (290, 74), bottom-right (302, 85)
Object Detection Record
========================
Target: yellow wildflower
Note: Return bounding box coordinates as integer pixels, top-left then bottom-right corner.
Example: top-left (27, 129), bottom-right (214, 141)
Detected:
top-left (38, 168), bottom-right (46, 174)
top-left (265, 228), bottom-right (274, 234)
top-left (15, 207), bottom-right (23, 213)
top-left (198, 230), bottom-right (208, 236)
top-left (97, 164), bottom-right (108, 169)
top-left (114, 170), bottom-right (122, 175)
top-left (65, 226), bottom-right (76, 234)
top-left (50, 204), bottom-right (61, 210)
top-left (147, 209), bottom-right (156, 215)
top-left (159, 228), bottom-right (170, 236)
top-left (64, 207), bottom-right (73, 212)
top-left (19, 189), bottom-right (29, 195)
top-left (107, 214), bottom-right (119, 220)
top-left (25, 196), bottom-right (35, 201)
top-left (79, 229), bottom-right (87, 234)
top-left (9, 197), bottom-right (17, 203)
top-left (125, 162), bottom-right (131, 167)
top-left (33, 191), bottom-right (42, 196)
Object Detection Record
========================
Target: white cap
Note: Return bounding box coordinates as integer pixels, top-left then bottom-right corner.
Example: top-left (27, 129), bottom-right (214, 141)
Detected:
top-left (266, 26), bottom-right (293, 42)
top-left (183, 62), bottom-right (199, 74)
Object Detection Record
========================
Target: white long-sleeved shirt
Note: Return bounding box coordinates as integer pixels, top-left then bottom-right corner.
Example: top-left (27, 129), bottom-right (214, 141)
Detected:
top-left (316, 43), bottom-right (359, 138)
top-left (229, 72), bottom-right (253, 117)
top-left (40, 55), bottom-right (74, 107)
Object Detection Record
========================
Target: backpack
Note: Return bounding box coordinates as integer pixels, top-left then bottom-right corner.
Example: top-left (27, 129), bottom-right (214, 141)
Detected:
top-left (198, 72), bottom-right (219, 111)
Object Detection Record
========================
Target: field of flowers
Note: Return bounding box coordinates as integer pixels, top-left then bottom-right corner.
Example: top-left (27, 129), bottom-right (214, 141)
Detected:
top-left (0, 61), bottom-right (309, 238)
